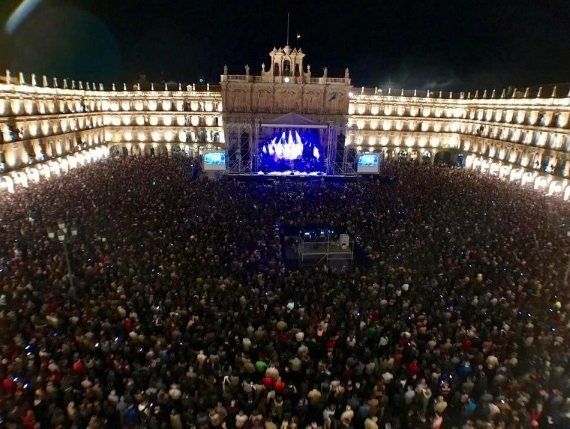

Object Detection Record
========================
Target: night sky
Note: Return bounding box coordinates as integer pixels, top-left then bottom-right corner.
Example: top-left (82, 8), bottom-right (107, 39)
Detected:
top-left (0, 0), bottom-right (569, 91)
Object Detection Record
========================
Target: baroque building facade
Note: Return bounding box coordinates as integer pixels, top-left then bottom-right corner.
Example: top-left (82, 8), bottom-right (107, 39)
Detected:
top-left (220, 46), bottom-right (351, 173)
top-left (1, 46), bottom-right (569, 199)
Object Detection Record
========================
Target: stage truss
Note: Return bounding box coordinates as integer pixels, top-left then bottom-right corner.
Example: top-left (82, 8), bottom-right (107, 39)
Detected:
top-left (225, 114), bottom-right (356, 176)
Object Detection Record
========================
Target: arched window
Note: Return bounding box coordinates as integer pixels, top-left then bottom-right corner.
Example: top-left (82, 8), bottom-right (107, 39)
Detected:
top-left (274, 63), bottom-right (280, 76)
top-left (554, 160), bottom-right (565, 177)
top-left (283, 60), bottom-right (291, 77)
top-left (542, 155), bottom-right (551, 172)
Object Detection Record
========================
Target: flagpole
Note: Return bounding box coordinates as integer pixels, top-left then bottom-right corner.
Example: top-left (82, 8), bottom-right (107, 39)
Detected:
top-left (286, 13), bottom-right (290, 46)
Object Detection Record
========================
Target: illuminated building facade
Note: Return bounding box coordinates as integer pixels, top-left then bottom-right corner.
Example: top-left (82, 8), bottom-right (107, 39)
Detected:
top-left (1, 46), bottom-right (569, 198)
top-left (348, 86), bottom-right (570, 197)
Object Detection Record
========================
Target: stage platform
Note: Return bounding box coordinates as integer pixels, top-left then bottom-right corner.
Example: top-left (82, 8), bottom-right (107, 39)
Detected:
top-left (227, 170), bottom-right (357, 177)
top-left (297, 241), bottom-right (354, 265)
top-left (224, 172), bottom-right (359, 182)
top-left (279, 225), bottom-right (356, 270)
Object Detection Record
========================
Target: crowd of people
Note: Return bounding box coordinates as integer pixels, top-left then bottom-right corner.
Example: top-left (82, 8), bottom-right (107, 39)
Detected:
top-left (0, 156), bottom-right (569, 429)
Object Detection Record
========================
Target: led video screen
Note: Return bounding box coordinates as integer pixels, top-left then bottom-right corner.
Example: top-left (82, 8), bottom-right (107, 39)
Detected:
top-left (357, 153), bottom-right (380, 173)
top-left (203, 151), bottom-right (226, 171)
top-left (259, 129), bottom-right (324, 174)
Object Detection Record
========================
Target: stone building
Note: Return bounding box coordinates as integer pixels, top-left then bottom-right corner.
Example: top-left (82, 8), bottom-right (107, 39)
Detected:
top-left (348, 86), bottom-right (570, 198)
top-left (220, 46), bottom-right (351, 173)
top-left (0, 46), bottom-right (569, 199)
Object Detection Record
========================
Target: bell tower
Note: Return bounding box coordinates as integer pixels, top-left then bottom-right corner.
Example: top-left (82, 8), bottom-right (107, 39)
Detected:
top-left (262, 46), bottom-right (306, 83)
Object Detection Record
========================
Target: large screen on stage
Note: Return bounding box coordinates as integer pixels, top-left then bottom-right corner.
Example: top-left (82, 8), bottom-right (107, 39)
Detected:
top-left (259, 129), bottom-right (325, 174)
top-left (203, 151), bottom-right (226, 171)
top-left (357, 153), bottom-right (380, 174)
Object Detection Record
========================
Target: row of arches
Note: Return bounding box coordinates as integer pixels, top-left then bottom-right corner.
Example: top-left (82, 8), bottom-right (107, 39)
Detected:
top-left (350, 103), bottom-right (467, 119)
top-left (1, 96), bottom-right (223, 118)
top-left (2, 117), bottom-right (226, 155)
top-left (347, 129), bottom-right (570, 181)
top-left (349, 120), bottom-right (569, 153)
top-left (105, 128), bottom-right (223, 145)
top-left (108, 142), bottom-right (224, 158)
top-left (1, 129), bottom-right (105, 170)
top-left (464, 155), bottom-right (570, 200)
top-left (102, 114), bottom-right (222, 127)
top-left (462, 138), bottom-right (570, 178)
top-left (365, 148), bottom-right (455, 164)
top-left (1, 115), bottom-right (104, 143)
top-left (349, 102), bottom-right (569, 129)
top-left (104, 98), bottom-right (222, 113)
top-left (347, 132), bottom-right (460, 150)
top-left (1, 97), bottom-right (106, 116)
top-left (1, 113), bottom-right (224, 145)
top-left (0, 146), bottom-right (108, 192)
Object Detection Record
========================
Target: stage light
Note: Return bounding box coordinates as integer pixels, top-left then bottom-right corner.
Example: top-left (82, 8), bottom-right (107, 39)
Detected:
top-left (284, 77), bottom-right (290, 83)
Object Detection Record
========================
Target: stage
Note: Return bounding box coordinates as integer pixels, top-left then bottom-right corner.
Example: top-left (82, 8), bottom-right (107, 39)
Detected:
top-left (226, 112), bottom-right (357, 176)
top-left (223, 172), bottom-right (359, 183)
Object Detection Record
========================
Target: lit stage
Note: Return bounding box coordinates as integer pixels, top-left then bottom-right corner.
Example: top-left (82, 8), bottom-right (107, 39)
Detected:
top-left (224, 112), bottom-right (372, 177)
top-left (258, 170), bottom-right (324, 176)
top-left (226, 112), bottom-right (358, 176)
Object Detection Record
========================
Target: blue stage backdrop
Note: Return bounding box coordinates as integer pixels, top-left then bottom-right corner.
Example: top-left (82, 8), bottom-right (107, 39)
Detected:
top-left (258, 129), bottom-right (324, 173)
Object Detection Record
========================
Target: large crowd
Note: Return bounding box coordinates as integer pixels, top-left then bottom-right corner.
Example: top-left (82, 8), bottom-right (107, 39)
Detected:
top-left (0, 156), bottom-right (569, 429)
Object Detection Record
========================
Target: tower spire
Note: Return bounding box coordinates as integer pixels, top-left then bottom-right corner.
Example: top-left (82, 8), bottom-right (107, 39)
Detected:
top-left (286, 13), bottom-right (290, 46)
